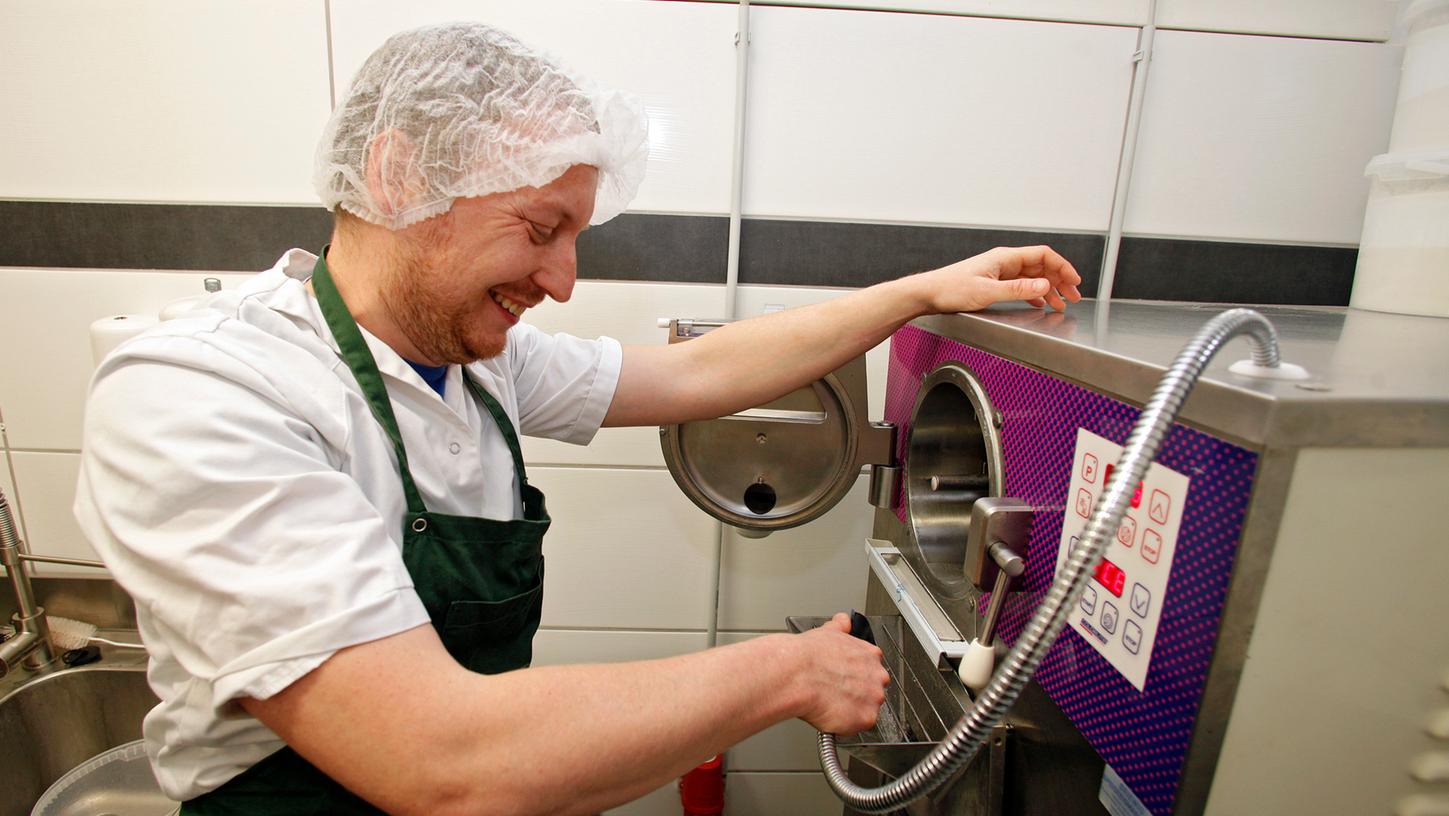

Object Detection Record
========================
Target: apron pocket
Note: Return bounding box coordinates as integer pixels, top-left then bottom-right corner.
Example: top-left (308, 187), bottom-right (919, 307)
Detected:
top-left (441, 578), bottom-right (544, 675)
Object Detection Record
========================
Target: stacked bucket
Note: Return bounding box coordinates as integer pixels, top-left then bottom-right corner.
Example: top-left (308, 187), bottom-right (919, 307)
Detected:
top-left (1352, 0), bottom-right (1449, 318)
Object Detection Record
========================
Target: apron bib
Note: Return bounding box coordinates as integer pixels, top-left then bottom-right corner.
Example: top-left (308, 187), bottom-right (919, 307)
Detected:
top-left (184, 253), bottom-right (551, 814)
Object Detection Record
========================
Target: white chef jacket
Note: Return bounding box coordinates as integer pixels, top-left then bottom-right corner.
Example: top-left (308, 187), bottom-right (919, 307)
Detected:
top-left (73, 248), bottom-right (622, 801)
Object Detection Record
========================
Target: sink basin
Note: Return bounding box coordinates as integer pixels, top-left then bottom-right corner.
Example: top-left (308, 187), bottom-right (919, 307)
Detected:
top-left (0, 661), bottom-right (158, 816)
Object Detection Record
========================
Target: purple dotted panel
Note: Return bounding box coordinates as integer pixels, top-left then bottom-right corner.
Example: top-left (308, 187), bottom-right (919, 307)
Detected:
top-left (885, 325), bottom-right (1257, 816)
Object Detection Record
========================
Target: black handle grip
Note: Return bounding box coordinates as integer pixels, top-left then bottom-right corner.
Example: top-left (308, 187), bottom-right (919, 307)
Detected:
top-left (848, 610), bottom-right (876, 645)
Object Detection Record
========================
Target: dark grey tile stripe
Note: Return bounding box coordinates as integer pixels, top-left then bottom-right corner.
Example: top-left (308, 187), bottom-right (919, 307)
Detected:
top-left (1115, 236), bottom-right (1357, 306)
top-left (739, 218), bottom-right (1106, 297)
top-left (0, 201), bottom-right (726, 283)
top-left (577, 212), bottom-right (728, 284)
top-left (0, 201), bottom-right (336, 271)
top-left (2, 201), bottom-right (1356, 305)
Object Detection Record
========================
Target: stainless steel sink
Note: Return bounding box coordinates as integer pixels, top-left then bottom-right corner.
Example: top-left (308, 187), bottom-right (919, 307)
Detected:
top-left (0, 648), bottom-right (157, 816)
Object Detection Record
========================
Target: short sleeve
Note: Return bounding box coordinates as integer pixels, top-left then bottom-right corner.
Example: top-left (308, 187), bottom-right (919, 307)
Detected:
top-left (74, 337), bottom-right (430, 709)
top-left (503, 324), bottom-right (622, 444)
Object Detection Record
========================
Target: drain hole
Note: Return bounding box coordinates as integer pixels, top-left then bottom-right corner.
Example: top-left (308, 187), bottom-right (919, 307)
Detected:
top-left (743, 483), bottom-right (777, 514)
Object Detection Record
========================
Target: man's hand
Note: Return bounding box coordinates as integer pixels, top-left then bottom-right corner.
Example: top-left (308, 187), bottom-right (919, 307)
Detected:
top-left (790, 612), bottom-right (890, 735)
top-left (907, 245), bottom-right (1082, 315)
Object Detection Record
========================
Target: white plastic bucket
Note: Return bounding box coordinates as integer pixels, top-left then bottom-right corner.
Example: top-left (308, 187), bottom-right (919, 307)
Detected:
top-left (1351, 150), bottom-right (1449, 318)
top-left (1390, 0), bottom-right (1449, 151)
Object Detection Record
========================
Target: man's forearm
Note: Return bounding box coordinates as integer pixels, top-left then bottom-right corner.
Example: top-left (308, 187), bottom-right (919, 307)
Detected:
top-left (445, 635), bottom-right (811, 815)
top-left (607, 275), bottom-right (926, 427)
top-left (682, 276), bottom-right (925, 418)
top-left (605, 246), bottom-right (1081, 428)
top-left (246, 620), bottom-right (885, 816)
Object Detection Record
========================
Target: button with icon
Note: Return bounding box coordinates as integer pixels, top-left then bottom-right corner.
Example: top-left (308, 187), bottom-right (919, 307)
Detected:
top-left (1101, 602), bottom-right (1119, 634)
top-left (1130, 583), bottom-right (1151, 618)
top-left (1123, 620), bottom-right (1143, 654)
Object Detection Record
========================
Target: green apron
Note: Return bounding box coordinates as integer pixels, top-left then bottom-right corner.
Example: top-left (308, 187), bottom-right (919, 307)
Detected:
top-left (184, 253), bottom-right (551, 815)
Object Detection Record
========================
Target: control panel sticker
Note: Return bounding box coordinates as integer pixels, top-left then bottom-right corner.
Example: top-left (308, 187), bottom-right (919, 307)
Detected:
top-left (1057, 428), bottom-right (1189, 692)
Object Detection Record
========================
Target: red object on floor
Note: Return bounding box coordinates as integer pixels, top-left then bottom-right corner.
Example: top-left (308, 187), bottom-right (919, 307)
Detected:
top-left (679, 754), bottom-right (724, 815)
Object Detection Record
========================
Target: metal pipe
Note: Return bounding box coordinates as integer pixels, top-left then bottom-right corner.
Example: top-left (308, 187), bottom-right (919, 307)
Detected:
top-left (708, 0), bottom-right (755, 651)
top-left (0, 487), bottom-right (58, 676)
top-left (0, 630), bottom-right (41, 678)
top-left (819, 308), bottom-right (1284, 812)
top-left (19, 554), bottom-right (108, 569)
top-left (1097, 0), bottom-right (1159, 303)
top-left (723, 0), bottom-right (751, 321)
top-left (929, 474), bottom-right (989, 492)
top-left (0, 495), bottom-right (40, 617)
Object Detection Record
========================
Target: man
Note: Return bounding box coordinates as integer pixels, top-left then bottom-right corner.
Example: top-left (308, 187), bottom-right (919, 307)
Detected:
top-left (76, 22), bottom-right (1080, 816)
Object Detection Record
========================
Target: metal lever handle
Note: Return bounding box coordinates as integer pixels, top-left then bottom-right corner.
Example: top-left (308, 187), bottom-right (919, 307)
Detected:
top-left (975, 541), bottom-right (1023, 647)
top-left (959, 541), bottom-right (1023, 693)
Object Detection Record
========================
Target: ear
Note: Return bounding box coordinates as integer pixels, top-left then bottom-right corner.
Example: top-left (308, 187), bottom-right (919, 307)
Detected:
top-left (364, 130), bottom-right (423, 219)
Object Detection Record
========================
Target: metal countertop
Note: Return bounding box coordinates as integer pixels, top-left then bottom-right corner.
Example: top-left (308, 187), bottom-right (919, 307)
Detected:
top-left (910, 299), bottom-right (1449, 449)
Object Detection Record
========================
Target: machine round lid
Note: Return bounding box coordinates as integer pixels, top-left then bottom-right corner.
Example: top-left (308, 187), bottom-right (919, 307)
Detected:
top-left (661, 373), bottom-right (864, 534)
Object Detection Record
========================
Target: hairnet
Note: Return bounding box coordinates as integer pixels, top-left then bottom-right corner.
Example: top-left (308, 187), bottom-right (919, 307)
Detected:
top-left (314, 22), bottom-right (648, 229)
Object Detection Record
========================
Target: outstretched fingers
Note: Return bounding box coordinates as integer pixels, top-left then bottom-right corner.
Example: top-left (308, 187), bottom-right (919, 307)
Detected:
top-left (996, 245), bottom-right (1082, 311)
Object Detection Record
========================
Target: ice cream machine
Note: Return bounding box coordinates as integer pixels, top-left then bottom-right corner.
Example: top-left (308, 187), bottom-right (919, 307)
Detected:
top-left (662, 302), bottom-right (1449, 816)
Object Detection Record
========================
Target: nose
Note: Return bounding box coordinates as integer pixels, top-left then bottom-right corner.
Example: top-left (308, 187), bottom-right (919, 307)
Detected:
top-left (533, 237), bottom-right (577, 303)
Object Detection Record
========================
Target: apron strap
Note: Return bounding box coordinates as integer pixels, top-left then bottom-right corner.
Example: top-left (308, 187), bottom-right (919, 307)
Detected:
top-left (462, 375), bottom-right (532, 487)
top-left (310, 251), bottom-right (428, 515)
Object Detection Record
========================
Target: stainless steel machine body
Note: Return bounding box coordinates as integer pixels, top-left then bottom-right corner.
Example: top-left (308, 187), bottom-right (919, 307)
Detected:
top-left (860, 301), bottom-right (1449, 816)
top-left (662, 302), bottom-right (1449, 815)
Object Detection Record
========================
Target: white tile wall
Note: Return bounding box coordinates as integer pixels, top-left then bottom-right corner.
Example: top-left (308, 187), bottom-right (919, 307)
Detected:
top-left (723, 771), bottom-right (842, 815)
top-left (6, 452), bottom-right (97, 576)
top-left (718, 1), bottom-right (1398, 43)
top-left (1124, 31), bottom-right (1402, 245)
top-left (1157, 0), bottom-right (1397, 42)
top-left (328, 0), bottom-right (739, 216)
top-left (533, 628), bottom-right (707, 666)
top-left (717, 478), bottom-right (873, 632)
top-left (742, 8), bottom-right (1138, 231)
top-left (713, 0), bottom-right (1148, 26)
top-left (607, 782), bottom-right (685, 816)
top-left (531, 467), bottom-right (719, 630)
top-left (727, 716), bottom-right (829, 774)
top-left (0, 0), bottom-right (330, 204)
top-left (0, 449), bottom-right (25, 573)
top-left (0, 268), bottom-right (254, 452)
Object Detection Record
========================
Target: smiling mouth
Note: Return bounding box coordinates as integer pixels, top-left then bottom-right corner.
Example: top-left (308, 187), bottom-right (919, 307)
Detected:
top-left (490, 291), bottom-right (527, 318)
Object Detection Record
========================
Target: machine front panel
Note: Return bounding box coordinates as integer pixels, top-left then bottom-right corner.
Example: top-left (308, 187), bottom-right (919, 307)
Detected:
top-left (885, 324), bottom-right (1259, 815)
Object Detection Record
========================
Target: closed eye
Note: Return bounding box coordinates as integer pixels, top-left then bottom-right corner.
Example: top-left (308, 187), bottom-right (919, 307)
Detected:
top-left (528, 221), bottom-right (557, 244)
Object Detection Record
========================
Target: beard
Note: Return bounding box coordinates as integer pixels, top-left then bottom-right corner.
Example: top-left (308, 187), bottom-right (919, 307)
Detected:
top-left (380, 236), bottom-right (506, 365)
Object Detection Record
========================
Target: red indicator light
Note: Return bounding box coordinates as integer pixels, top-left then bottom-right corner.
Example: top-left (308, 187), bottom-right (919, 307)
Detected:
top-left (1103, 464), bottom-right (1143, 508)
top-left (1092, 557), bottom-right (1127, 597)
